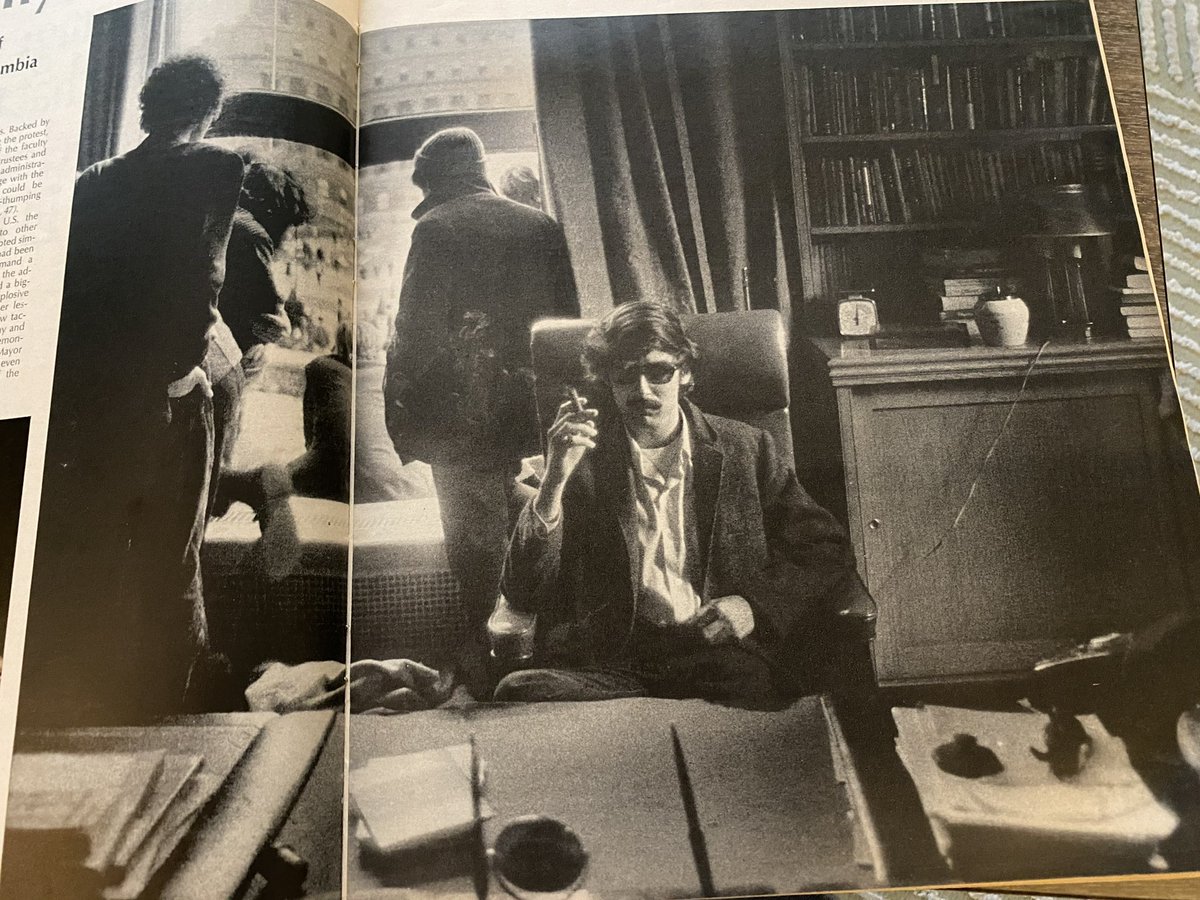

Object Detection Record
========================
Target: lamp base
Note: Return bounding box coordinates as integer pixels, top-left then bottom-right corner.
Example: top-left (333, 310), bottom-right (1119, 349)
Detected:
top-left (1052, 320), bottom-right (1095, 342)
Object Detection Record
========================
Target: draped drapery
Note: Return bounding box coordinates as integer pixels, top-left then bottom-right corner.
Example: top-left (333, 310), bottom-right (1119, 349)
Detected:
top-left (77, 6), bottom-right (134, 170)
top-left (531, 13), bottom-right (802, 321)
top-left (77, 0), bottom-right (178, 171)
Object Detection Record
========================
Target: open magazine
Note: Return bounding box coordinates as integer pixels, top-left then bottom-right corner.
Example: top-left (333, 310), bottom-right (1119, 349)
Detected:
top-left (1, 0), bottom-right (1200, 896)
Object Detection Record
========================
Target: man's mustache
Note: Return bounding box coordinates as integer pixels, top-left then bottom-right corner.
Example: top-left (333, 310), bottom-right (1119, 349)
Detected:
top-left (626, 399), bottom-right (662, 413)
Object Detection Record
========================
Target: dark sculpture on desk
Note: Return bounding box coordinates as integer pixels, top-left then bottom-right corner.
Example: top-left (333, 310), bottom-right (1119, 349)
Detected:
top-left (492, 301), bottom-right (877, 707)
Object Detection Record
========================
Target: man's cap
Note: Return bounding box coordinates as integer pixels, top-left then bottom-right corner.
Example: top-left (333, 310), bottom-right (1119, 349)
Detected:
top-left (413, 127), bottom-right (487, 188)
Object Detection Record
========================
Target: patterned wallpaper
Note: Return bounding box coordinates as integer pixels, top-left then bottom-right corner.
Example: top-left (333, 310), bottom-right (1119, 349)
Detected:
top-left (1137, 0), bottom-right (1200, 466)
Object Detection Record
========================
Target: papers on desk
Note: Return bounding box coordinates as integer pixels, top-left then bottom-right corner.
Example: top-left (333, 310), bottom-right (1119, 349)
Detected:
top-left (8, 750), bottom-right (168, 872)
top-left (9, 722), bottom-right (263, 900)
top-left (894, 705), bottom-right (1179, 877)
top-left (7, 748), bottom-right (210, 899)
top-left (350, 743), bottom-right (494, 854)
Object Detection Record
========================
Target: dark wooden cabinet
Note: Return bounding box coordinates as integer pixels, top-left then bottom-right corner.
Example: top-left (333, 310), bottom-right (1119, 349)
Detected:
top-left (816, 338), bottom-right (1195, 683)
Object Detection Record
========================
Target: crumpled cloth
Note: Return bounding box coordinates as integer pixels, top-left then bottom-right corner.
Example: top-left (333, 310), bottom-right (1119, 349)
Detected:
top-left (245, 658), bottom-right (456, 715)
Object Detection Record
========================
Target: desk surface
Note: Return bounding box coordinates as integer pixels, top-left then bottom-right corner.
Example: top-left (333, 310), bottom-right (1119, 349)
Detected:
top-left (344, 696), bottom-right (868, 898)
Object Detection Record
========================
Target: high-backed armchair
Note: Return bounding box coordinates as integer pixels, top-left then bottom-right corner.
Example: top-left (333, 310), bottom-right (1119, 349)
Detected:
top-left (527, 309), bottom-right (878, 699)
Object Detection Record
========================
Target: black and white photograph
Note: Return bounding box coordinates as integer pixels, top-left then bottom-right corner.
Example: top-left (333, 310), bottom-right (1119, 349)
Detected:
top-left (4, 0), bottom-right (1200, 897)
top-left (348, 1), bottom-right (1200, 897)
top-left (2, 0), bottom-right (355, 896)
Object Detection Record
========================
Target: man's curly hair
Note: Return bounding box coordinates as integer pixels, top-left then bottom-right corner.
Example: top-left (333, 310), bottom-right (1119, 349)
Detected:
top-left (139, 55), bottom-right (225, 137)
top-left (582, 299), bottom-right (699, 384)
top-left (240, 160), bottom-right (313, 242)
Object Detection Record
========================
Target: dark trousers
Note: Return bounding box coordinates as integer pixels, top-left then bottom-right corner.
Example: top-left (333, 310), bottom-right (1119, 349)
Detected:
top-left (431, 461), bottom-right (516, 629)
top-left (207, 363), bottom-right (245, 518)
top-left (21, 390), bottom-right (216, 725)
top-left (493, 623), bottom-right (785, 710)
top-left (429, 460), bottom-right (518, 696)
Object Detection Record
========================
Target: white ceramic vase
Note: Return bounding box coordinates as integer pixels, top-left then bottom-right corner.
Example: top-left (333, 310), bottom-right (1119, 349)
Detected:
top-left (975, 293), bottom-right (1030, 347)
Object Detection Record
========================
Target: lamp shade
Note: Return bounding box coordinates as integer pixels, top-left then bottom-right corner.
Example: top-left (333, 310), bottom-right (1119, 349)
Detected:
top-left (1020, 183), bottom-right (1115, 238)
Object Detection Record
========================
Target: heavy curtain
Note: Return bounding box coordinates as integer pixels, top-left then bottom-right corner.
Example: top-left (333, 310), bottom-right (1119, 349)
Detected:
top-left (531, 12), bottom-right (802, 320)
top-left (77, 0), bottom-right (177, 171)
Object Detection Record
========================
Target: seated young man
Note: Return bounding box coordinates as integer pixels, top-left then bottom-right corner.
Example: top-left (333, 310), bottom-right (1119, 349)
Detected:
top-left (495, 300), bottom-right (870, 707)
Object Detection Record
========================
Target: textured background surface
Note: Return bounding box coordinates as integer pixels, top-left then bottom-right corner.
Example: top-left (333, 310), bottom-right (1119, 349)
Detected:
top-left (1139, 0), bottom-right (1200, 466)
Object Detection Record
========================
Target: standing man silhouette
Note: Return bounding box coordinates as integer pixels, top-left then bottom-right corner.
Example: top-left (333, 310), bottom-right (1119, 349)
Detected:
top-left (385, 127), bottom-right (578, 678)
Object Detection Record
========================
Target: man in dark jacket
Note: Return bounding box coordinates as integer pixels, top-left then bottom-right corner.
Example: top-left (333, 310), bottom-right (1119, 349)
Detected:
top-left (23, 56), bottom-right (245, 724)
top-left (384, 127), bottom-right (579, 638)
top-left (495, 301), bottom-right (870, 707)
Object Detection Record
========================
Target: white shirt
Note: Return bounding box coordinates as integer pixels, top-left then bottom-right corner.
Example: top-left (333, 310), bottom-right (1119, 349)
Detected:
top-left (627, 418), bottom-right (754, 638)
top-left (628, 416), bottom-right (702, 625)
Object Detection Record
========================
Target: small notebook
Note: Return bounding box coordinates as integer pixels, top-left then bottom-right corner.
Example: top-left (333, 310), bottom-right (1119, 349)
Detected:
top-left (349, 743), bottom-right (493, 854)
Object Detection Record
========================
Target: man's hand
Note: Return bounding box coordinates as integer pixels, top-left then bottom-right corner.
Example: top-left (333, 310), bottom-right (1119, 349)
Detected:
top-left (534, 395), bottom-right (598, 525)
top-left (253, 305), bottom-right (292, 344)
top-left (687, 603), bottom-right (738, 646)
top-left (339, 658), bottom-right (455, 714)
top-left (167, 366), bottom-right (213, 399)
top-left (685, 596), bottom-right (754, 646)
top-left (241, 343), bottom-right (269, 379)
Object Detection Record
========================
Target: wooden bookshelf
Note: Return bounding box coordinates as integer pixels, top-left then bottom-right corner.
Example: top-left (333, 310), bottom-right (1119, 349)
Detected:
top-left (779, 0), bottom-right (1133, 327)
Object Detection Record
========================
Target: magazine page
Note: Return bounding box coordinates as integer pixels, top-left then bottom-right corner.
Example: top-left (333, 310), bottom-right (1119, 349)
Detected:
top-left (351, 0), bottom-right (1200, 896)
top-left (0, 0), bottom-right (357, 896)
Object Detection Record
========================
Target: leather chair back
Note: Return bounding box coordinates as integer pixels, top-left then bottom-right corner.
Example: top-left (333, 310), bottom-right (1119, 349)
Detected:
top-left (530, 310), bottom-right (794, 466)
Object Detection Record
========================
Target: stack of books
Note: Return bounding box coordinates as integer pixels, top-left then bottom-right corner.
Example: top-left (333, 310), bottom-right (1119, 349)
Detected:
top-left (927, 269), bottom-right (1005, 338)
top-left (1118, 257), bottom-right (1162, 340)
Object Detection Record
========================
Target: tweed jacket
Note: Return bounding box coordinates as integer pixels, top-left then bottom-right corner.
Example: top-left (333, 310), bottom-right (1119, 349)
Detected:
top-left (502, 399), bottom-right (870, 686)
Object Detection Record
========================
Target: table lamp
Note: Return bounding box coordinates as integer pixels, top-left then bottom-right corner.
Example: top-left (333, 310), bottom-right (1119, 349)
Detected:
top-left (1022, 183), bottom-right (1115, 341)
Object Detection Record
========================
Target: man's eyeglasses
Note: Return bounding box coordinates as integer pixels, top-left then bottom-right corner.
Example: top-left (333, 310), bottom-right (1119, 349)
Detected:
top-left (610, 361), bottom-right (680, 386)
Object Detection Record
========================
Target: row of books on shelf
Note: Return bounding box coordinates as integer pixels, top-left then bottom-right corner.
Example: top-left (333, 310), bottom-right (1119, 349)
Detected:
top-left (791, 1), bottom-right (1094, 44)
top-left (795, 56), bottom-right (1111, 136)
top-left (807, 143), bottom-right (1090, 227)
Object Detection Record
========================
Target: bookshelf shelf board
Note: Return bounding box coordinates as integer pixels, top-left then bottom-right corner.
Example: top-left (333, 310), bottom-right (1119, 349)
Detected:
top-left (802, 125), bottom-right (1117, 145)
top-left (791, 34), bottom-right (1099, 53)
top-left (811, 221), bottom-right (984, 236)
